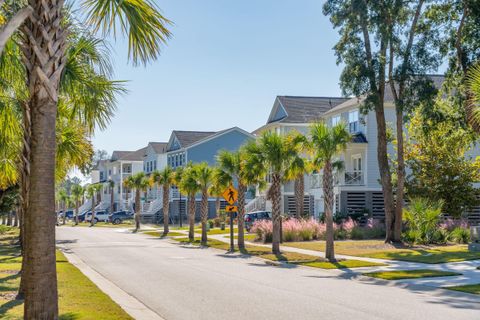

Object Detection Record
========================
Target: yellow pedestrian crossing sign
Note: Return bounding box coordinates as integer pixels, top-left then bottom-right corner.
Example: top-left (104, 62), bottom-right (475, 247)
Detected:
top-left (222, 185), bottom-right (238, 205)
top-left (226, 205), bottom-right (238, 213)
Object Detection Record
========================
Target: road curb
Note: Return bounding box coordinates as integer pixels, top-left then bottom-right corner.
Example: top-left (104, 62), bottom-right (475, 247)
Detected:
top-left (60, 247), bottom-right (165, 320)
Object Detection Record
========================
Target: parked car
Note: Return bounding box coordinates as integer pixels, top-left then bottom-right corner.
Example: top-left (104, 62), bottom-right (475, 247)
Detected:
top-left (109, 211), bottom-right (134, 224)
top-left (85, 211), bottom-right (109, 223)
top-left (58, 210), bottom-right (74, 220)
top-left (244, 211), bottom-right (271, 232)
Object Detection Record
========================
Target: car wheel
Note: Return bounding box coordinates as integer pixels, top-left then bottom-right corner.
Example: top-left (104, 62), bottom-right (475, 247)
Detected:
top-left (113, 218), bottom-right (121, 225)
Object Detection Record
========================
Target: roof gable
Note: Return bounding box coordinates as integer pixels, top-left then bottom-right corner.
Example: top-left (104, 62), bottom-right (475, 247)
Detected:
top-left (267, 96), bottom-right (349, 124)
top-left (167, 130), bottom-right (217, 152)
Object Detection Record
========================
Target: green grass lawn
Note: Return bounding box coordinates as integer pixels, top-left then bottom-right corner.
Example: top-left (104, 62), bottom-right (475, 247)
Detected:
top-left (171, 237), bottom-right (384, 269)
top-left (224, 234), bottom-right (257, 241)
top-left (283, 240), bottom-right (480, 264)
top-left (445, 284), bottom-right (480, 295)
top-left (0, 229), bottom-right (132, 320)
top-left (193, 227), bottom-right (238, 235)
top-left (363, 269), bottom-right (461, 280)
top-left (142, 231), bottom-right (186, 237)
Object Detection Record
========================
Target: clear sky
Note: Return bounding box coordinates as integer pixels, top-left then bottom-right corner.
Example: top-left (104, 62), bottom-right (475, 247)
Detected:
top-left (92, 0), bottom-right (343, 154)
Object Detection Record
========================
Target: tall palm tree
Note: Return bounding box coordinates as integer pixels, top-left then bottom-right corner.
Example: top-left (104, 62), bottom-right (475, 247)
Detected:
top-left (85, 184), bottom-right (97, 227)
top-left (107, 180), bottom-right (115, 214)
top-left (193, 163), bottom-right (213, 246)
top-left (58, 188), bottom-right (69, 225)
top-left (0, 1), bottom-right (171, 316)
top-left (216, 150), bottom-right (256, 250)
top-left (243, 132), bottom-right (299, 254)
top-left (70, 184), bottom-right (83, 226)
top-left (309, 122), bottom-right (350, 261)
top-left (151, 166), bottom-right (174, 236)
top-left (172, 166), bottom-right (185, 226)
top-left (285, 132), bottom-right (311, 218)
top-left (178, 164), bottom-right (200, 241)
top-left (124, 172), bottom-right (150, 232)
top-left (209, 168), bottom-right (230, 219)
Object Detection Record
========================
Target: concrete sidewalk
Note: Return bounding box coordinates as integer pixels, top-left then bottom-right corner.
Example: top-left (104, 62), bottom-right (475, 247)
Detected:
top-left (161, 227), bottom-right (480, 288)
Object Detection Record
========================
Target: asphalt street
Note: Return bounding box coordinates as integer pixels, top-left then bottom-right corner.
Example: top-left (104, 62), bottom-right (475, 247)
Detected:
top-left (56, 227), bottom-right (480, 320)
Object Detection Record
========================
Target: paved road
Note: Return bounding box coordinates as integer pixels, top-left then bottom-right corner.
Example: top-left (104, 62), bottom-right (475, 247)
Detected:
top-left (56, 227), bottom-right (480, 320)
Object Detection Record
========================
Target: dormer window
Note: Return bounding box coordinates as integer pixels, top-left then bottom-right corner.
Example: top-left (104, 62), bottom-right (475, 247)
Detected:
top-left (331, 115), bottom-right (341, 126)
top-left (348, 110), bottom-right (359, 133)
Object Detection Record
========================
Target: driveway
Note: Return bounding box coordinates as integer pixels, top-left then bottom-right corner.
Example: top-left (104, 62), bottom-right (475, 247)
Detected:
top-left (56, 227), bottom-right (480, 320)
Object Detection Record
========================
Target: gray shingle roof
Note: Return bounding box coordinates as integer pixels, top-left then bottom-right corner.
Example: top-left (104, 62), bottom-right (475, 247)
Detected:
top-left (120, 147), bottom-right (148, 161)
top-left (270, 96), bottom-right (349, 124)
top-left (173, 130), bottom-right (217, 148)
top-left (149, 142), bottom-right (168, 154)
top-left (111, 151), bottom-right (132, 161)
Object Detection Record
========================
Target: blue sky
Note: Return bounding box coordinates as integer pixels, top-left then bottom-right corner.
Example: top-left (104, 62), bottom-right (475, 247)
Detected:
top-left (93, 0), bottom-right (343, 153)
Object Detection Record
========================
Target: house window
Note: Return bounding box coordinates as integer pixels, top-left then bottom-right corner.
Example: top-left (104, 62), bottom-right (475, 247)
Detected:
top-left (352, 154), bottom-right (362, 173)
top-left (331, 115), bottom-right (341, 126)
top-left (348, 110), bottom-right (359, 133)
top-left (154, 160), bottom-right (157, 170)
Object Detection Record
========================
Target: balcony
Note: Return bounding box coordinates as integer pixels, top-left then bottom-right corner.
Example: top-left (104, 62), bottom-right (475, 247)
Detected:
top-left (344, 171), bottom-right (363, 185)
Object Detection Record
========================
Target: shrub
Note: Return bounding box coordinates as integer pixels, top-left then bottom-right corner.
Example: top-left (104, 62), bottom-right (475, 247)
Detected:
top-left (450, 227), bottom-right (470, 244)
top-left (350, 226), bottom-right (366, 240)
top-left (213, 217), bottom-right (221, 228)
top-left (0, 225), bottom-right (12, 235)
top-left (432, 228), bottom-right (451, 244)
top-left (208, 219), bottom-right (215, 229)
top-left (251, 220), bottom-right (273, 243)
top-left (403, 198), bottom-right (444, 245)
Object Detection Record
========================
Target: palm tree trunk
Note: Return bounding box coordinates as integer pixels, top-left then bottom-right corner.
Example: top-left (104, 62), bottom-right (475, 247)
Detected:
top-left (110, 186), bottom-right (114, 215)
top-left (7, 212), bottom-right (12, 226)
top-left (62, 200), bottom-right (66, 225)
top-left (394, 108), bottom-right (405, 241)
top-left (323, 160), bottom-right (335, 261)
top-left (188, 194), bottom-right (195, 241)
top-left (200, 188), bottom-right (208, 246)
top-left (13, 211), bottom-right (18, 227)
top-left (90, 195), bottom-right (96, 227)
top-left (237, 183), bottom-right (246, 250)
top-left (162, 183), bottom-right (170, 236)
top-left (215, 196), bottom-right (220, 219)
top-left (135, 189), bottom-right (141, 231)
top-left (74, 200), bottom-right (79, 225)
top-left (294, 175), bottom-right (305, 218)
top-left (271, 174), bottom-right (282, 254)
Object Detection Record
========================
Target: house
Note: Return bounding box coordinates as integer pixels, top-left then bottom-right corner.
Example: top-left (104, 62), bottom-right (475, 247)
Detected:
top-left (151, 127), bottom-right (255, 222)
top-left (91, 147), bottom-right (147, 213)
top-left (249, 96), bottom-right (349, 216)
top-left (250, 78), bottom-right (480, 222)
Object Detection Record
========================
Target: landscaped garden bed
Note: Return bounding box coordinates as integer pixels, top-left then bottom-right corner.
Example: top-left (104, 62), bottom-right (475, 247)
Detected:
top-left (445, 284), bottom-right (480, 295)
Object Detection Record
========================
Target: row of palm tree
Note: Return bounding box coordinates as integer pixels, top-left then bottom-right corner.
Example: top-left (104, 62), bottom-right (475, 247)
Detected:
top-left (120, 121), bottom-right (349, 261)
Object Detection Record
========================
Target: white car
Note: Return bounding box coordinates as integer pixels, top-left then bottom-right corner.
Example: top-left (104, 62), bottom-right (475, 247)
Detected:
top-left (85, 211), bottom-right (109, 223)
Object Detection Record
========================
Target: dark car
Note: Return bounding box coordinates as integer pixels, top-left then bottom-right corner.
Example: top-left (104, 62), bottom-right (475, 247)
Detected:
top-left (244, 211), bottom-right (271, 232)
top-left (77, 211), bottom-right (88, 223)
top-left (63, 210), bottom-right (74, 220)
top-left (109, 211), bottom-right (133, 224)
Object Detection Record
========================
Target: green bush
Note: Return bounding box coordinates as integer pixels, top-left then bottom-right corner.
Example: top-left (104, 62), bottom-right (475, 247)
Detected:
top-left (402, 198), bottom-right (444, 245)
top-left (334, 228), bottom-right (348, 240)
top-left (432, 228), bottom-right (451, 244)
top-left (0, 225), bottom-right (12, 235)
top-left (208, 219), bottom-right (214, 229)
top-left (450, 227), bottom-right (470, 244)
top-left (350, 226), bottom-right (366, 240)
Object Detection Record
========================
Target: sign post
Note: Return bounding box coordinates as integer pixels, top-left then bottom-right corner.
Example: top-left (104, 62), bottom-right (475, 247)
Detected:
top-left (222, 185), bottom-right (238, 252)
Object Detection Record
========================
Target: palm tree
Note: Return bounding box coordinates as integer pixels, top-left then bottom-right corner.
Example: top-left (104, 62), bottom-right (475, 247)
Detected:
top-left (0, 1), bottom-right (172, 316)
top-left (217, 150), bottom-right (252, 249)
top-left (70, 184), bottom-right (83, 226)
top-left (309, 122), bottom-right (350, 261)
top-left (172, 166), bottom-right (185, 226)
top-left (151, 167), bottom-right (174, 236)
top-left (209, 168), bottom-right (230, 219)
top-left (193, 163), bottom-right (213, 246)
top-left (285, 132), bottom-right (311, 218)
top-left (124, 172), bottom-right (150, 231)
top-left (107, 180), bottom-right (115, 215)
top-left (57, 189), bottom-right (69, 225)
top-left (178, 164), bottom-right (200, 241)
top-left (243, 132), bottom-right (299, 254)
top-left (85, 184), bottom-right (97, 227)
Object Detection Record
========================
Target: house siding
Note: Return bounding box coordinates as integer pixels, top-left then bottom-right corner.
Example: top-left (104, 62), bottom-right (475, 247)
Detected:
top-left (187, 129), bottom-right (253, 166)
